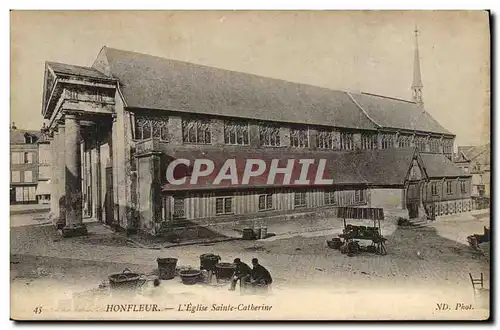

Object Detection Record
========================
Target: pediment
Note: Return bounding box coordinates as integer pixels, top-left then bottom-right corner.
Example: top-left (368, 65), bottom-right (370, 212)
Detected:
top-left (406, 149), bottom-right (429, 182)
top-left (42, 64), bottom-right (58, 118)
top-left (408, 160), bottom-right (423, 181)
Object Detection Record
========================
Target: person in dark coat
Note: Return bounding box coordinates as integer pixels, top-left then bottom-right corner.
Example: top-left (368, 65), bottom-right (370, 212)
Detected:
top-left (250, 258), bottom-right (272, 286)
top-left (229, 258), bottom-right (252, 291)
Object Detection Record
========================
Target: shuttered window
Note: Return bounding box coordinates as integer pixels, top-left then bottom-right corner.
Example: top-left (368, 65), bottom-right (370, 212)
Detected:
top-left (258, 194), bottom-right (273, 211)
top-left (216, 197), bottom-right (233, 215)
top-left (324, 189), bottom-right (338, 205)
top-left (294, 191), bottom-right (306, 207)
top-left (460, 181), bottom-right (467, 194)
top-left (24, 171), bottom-right (33, 183)
top-left (446, 181), bottom-right (453, 194)
top-left (431, 182), bottom-right (438, 195)
top-left (11, 171), bottom-right (20, 182)
top-left (173, 197), bottom-right (185, 219)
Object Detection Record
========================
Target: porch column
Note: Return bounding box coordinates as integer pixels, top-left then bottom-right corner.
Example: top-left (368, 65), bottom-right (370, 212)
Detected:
top-left (135, 139), bottom-right (163, 235)
top-left (151, 152), bottom-right (163, 226)
top-left (56, 122), bottom-right (66, 229)
top-left (49, 132), bottom-right (59, 225)
top-left (94, 124), bottom-right (102, 222)
top-left (111, 114), bottom-right (119, 227)
top-left (81, 136), bottom-right (86, 217)
top-left (61, 113), bottom-right (87, 237)
top-left (377, 132), bottom-right (383, 149)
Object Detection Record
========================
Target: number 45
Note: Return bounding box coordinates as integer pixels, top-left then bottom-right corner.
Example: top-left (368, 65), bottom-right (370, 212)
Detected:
top-left (33, 306), bottom-right (43, 314)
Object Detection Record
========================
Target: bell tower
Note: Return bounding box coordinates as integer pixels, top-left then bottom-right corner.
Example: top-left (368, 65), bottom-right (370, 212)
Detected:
top-left (412, 26), bottom-right (424, 108)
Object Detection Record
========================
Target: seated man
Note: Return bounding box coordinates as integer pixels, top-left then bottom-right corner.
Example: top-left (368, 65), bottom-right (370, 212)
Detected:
top-left (250, 258), bottom-right (272, 288)
top-left (229, 258), bottom-right (252, 291)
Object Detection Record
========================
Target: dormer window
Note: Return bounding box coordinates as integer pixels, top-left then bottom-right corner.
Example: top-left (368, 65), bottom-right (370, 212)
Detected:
top-left (24, 134), bottom-right (36, 144)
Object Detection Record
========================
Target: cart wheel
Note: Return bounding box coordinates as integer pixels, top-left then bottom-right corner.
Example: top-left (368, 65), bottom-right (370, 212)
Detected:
top-left (381, 243), bottom-right (387, 256)
top-left (348, 241), bottom-right (360, 255)
top-left (376, 243), bottom-right (387, 255)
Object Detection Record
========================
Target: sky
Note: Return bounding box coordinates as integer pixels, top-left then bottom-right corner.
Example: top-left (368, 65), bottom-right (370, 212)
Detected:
top-left (10, 10), bottom-right (490, 147)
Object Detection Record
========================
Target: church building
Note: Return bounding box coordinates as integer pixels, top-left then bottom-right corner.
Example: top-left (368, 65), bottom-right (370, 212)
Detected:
top-left (41, 30), bottom-right (471, 237)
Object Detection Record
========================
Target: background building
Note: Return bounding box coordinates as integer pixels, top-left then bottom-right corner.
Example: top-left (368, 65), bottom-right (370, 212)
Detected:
top-left (455, 144), bottom-right (490, 209)
top-left (10, 123), bottom-right (41, 204)
top-left (36, 124), bottom-right (52, 204)
top-left (10, 123), bottom-right (52, 205)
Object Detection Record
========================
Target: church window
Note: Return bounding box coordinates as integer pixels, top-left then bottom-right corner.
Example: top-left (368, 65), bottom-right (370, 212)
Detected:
top-left (340, 132), bottom-right (354, 150)
top-left (224, 121), bottom-right (249, 145)
top-left (290, 126), bottom-right (309, 148)
top-left (361, 133), bottom-right (378, 150)
top-left (259, 123), bottom-right (280, 147)
top-left (135, 116), bottom-right (169, 141)
top-left (182, 118), bottom-right (211, 144)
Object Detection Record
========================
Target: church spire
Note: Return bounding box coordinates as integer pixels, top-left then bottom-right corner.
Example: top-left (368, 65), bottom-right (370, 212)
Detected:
top-left (412, 26), bottom-right (424, 107)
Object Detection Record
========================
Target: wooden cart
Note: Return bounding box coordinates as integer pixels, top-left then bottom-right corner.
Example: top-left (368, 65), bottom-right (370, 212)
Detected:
top-left (337, 207), bottom-right (387, 255)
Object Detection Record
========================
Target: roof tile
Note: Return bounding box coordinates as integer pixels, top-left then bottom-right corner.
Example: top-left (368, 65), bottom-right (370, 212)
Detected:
top-left (420, 153), bottom-right (470, 178)
top-left (350, 92), bottom-right (452, 135)
top-left (47, 61), bottom-right (114, 80)
top-left (97, 47), bottom-right (379, 130)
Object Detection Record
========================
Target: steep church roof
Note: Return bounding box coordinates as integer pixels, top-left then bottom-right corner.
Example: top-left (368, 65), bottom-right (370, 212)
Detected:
top-left (349, 92), bottom-right (452, 135)
top-left (420, 153), bottom-right (470, 178)
top-left (458, 144), bottom-right (490, 162)
top-left (92, 47), bottom-right (378, 130)
top-left (46, 46), bottom-right (453, 136)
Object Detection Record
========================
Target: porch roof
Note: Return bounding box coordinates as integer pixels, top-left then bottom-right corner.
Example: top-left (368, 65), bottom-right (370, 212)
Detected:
top-left (420, 153), bottom-right (471, 178)
top-left (47, 61), bottom-right (115, 80)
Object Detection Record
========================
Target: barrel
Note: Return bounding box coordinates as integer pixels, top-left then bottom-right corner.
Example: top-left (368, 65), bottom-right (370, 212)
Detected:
top-left (469, 236), bottom-right (478, 248)
top-left (157, 258), bottom-right (178, 280)
top-left (327, 238), bottom-right (343, 249)
top-left (215, 262), bottom-right (236, 281)
top-left (108, 269), bottom-right (141, 295)
top-left (200, 254), bottom-right (221, 271)
top-left (179, 269), bottom-right (202, 285)
top-left (260, 226), bottom-right (268, 239)
top-left (242, 228), bottom-right (255, 240)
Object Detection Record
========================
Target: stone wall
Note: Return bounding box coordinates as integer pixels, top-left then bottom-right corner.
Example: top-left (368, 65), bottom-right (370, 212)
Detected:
top-left (369, 188), bottom-right (405, 210)
top-left (424, 198), bottom-right (473, 219)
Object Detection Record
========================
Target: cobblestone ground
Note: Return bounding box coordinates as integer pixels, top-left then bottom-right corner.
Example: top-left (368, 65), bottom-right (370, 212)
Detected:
top-left (10, 212), bottom-right (490, 320)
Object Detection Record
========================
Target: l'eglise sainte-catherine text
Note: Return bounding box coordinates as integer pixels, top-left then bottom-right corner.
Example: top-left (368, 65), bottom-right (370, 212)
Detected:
top-left (178, 303), bottom-right (273, 313)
